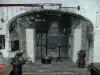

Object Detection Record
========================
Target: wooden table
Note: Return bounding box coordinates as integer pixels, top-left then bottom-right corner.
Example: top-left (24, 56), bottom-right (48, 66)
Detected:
top-left (0, 65), bottom-right (13, 75)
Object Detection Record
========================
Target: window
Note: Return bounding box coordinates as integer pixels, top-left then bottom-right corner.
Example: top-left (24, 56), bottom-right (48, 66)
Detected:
top-left (0, 35), bottom-right (5, 49)
top-left (11, 40), bottom-right (19, 51)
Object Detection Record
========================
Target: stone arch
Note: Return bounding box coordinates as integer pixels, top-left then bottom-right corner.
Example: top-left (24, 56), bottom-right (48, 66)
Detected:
top-left (7, 10), bottom-right (94, 64)
top-left (7, 10), bottom-right (94, 29)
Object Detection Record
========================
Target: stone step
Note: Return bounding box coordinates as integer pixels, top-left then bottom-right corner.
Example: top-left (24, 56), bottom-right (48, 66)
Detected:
top-left (22, 49), bottom-right (26, 51)
top-left (22, 59), bottom-right (90, 75)
top-left (22, 44), bottom-right (26, 46)
top-left (22, 68), bottom-right (87, 72)
top-left (22, 43), bottom-right (26, 44)
top-left (23, 72), bottom-right (79, 75)
top-left (22, 42), bottom-right (26, 43)
top-left (22, 69), bottom-right (87, 73)
top-left (22, 35), bottom-right (26, 36)
top-left (22, 33), bottom-right (26, 34)
top-left (22, 69), bottom-right (89, 75)
top-left (22, 36), bottom-right (26, 38)
top-left (22, 46), bottom-right (26, 47)
top-left (22, 44), bottom-right (26, 45)
top-left (21, 39), bottom-right (26, 40)
top-left (22, 65), bottom-right (89, 75)
top-left (22, 40), bottom-right (26, 42)
top-left (22, 42), bottom-right (26, 44)
top-left (22, 47), bottom-right (26, 49)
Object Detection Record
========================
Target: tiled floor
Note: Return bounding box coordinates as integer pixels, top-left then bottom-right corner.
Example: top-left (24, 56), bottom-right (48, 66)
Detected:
top-left (22, 58), bottom-right (90, 75)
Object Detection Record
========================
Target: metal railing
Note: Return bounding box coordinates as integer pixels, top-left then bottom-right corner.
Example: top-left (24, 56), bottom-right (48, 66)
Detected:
top-left (89, 64), bottom-right (100, 75)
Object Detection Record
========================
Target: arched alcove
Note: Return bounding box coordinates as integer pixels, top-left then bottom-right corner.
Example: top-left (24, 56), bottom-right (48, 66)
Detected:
top-left (7, 10), bottom-right (94, 65)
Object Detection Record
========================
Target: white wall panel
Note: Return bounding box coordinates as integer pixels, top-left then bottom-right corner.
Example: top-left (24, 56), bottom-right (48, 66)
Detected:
top-left (93, 29), bottom-right (100, 62)
top-left (26, 28), bottom-right (36, 63)
top-left (73, 29), bottom-right (82, 62)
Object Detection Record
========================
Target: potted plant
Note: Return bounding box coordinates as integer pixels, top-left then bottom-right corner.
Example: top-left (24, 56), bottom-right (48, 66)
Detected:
top-left (41, 53), bottom-right (52, 64)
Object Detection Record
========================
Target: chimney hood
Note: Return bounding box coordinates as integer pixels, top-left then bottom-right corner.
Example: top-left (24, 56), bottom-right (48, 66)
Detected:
top-left (48, 21), bottom-right (61, 36)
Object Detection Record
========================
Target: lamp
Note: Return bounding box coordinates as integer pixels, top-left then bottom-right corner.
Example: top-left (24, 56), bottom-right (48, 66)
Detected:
top-left (1, 18), bottom-right (4, 23)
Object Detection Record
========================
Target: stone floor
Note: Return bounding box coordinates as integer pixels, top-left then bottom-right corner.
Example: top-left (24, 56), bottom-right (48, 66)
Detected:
top-left (22, 58), bottom-right (90, 75)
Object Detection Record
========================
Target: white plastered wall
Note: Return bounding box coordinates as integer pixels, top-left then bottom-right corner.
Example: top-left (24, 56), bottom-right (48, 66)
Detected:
top-left (72, 29), bottom-right (82, 62)
top-left (93, 0), bottom-right (100, 63)
top-left (72, 22), bottom-right (82, 63)
top-left (26, 28), bottom-right (36, 62)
